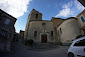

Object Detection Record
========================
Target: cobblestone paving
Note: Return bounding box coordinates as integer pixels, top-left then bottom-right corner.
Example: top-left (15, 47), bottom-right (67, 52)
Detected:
top-left (0, 42), bottom-right (69, 57)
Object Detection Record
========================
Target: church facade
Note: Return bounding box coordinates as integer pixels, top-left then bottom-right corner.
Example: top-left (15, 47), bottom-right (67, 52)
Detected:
top-left (24, 9), bottom-right (56, 43)
top-left (24, 9), bottom-right (81, 44)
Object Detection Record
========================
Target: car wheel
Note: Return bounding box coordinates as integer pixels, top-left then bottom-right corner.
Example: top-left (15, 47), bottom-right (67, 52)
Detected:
top-left (68, 53), bottom-right (74, 57)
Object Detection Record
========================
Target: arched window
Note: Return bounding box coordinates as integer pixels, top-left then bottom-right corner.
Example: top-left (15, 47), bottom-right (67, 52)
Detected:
top-left (51, 31), bottom-right (53, 37)
top-left (81, 16), bottom-right (85, 23)
top-left (34, 31), bottom-right (37, 37)
top-left (60, 28), bottom-right (62, 33)
top-left (36, 14), bottom-right (38, 19)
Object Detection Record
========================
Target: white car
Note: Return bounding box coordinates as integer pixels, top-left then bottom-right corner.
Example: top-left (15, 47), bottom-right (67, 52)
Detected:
top-left (68, 36), bottom-right (85, 57)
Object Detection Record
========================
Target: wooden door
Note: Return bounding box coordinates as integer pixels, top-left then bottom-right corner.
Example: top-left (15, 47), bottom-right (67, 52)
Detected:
top-left (41, 35), bottom-right (47, 43)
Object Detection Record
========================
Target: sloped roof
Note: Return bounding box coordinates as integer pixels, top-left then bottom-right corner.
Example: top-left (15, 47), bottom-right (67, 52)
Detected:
top-left (0, 9), bottom-right (17, 20)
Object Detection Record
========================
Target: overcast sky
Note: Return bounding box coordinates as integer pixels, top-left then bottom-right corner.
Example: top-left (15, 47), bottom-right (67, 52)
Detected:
top-left (0, 0), bottom-right (84, 32)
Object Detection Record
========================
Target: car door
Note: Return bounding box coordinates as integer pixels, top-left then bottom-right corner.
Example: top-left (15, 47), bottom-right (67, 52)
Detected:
top-left (72, 39), bottom-right (85, 56)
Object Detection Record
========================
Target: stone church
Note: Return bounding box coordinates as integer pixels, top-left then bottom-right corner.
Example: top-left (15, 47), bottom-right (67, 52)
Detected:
top-left (24, 9), bottom-right (81, 44)
top-left (24, 9), bottom-right (55, 43)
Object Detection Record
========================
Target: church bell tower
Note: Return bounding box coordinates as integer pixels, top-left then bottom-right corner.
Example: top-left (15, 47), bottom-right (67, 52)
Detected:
top-left (28, 9), bottom-right (42, 22)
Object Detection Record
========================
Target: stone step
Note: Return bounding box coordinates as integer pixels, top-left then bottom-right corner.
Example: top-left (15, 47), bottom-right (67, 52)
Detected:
top-left (33, 43), bottom-right (57, 49)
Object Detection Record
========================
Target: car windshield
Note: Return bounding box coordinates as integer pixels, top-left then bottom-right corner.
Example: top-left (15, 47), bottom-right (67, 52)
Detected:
top-left (74, 39), bottom-right (85, 46)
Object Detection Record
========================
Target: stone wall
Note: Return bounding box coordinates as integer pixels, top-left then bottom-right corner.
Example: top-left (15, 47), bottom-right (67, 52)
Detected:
top-left (51, 17), bottom-right (66, 43)
top-left (0, 9), bottom-right (17, 52)
top-left (57, 19), bottom-right (81, 44)
top-left (26, 21), bottom-right (55, 43)
top-left (76, 9), bottom-right (85, 28)
top-left (28, 9), bottom-right (42, 22)
top-left (24, 9), bottom-right (42, 39)
top-left (76, 9), bottom-right (85, 35)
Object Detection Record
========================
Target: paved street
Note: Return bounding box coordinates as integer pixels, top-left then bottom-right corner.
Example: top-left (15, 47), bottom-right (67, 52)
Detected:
top-left (0, 42), bottom-right (69, 57)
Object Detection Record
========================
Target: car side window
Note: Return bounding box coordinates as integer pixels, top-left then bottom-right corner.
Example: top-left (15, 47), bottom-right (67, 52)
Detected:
top-left (74, 39), bottom-right (85, 46)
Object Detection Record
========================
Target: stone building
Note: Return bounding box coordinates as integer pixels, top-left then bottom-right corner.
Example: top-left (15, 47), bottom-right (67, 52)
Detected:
top-left (24, 9), bottom-right (81, 45)
top-left (0, 9), bottom-right (17, 52)
top-left (51, 17), bottom-right (81, 45)
top-left (76, 9), bottom-right (85, 35)
top-left (56, 17), bottom-right (81, 45)
top-left (19, 30), bottom-right (24, 43)
top-left (13, 33), bottom-right (19, 42)
top-left (24, 9), bottom-right (55, 43)
top-left (51, 17), bottom-right (66, 43)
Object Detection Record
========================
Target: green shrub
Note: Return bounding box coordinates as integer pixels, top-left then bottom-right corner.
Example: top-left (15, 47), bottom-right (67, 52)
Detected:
top-left (24, 39), bottom-right (28, 45)
top-left (24, 39), bottom-right (34, 45)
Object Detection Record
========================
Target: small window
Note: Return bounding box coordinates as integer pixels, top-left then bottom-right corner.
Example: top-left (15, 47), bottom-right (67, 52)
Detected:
top-left (51, 31), bottom-right (53, 37)
top-left (60, 28), bottom-right (62, 33)
top-left (34, 31), bottom-right (37, 37)
top-left (1, 29), bottom-right (7, 37)
top-left (36, 14), bottom-right (38, 19)
top-left (80, 16), bottom-right (85, 23)
top-left (5, 19), bottom-right (10, 24)
top-left (74, 39), bottom-right (85, 46)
